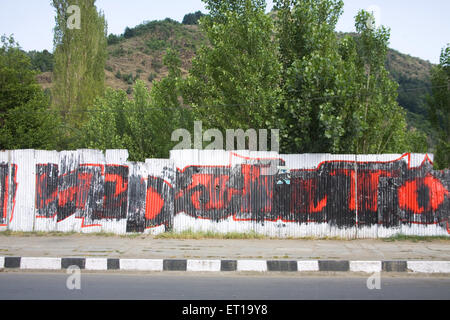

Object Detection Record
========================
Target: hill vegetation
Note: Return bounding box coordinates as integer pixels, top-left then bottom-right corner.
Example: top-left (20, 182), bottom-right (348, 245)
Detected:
top-left (3, 0), bottom-right (448, 170)
top-left (32, 15), bottom-right (436, 148)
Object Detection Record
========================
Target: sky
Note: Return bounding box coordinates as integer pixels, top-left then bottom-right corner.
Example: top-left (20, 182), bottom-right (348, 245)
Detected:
top-left (0, 0), bottom-right (448, 64)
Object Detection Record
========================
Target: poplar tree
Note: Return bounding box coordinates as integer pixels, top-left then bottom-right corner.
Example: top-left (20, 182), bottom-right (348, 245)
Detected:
top-left (350, 10), bottom-right (409, 154)
top-left (51, 0), bottom-right (107, 141)
top-left (275, 1), bottom-right (410, 154)
top-left (275, 0), bottom-right (348, 153)
top-left (181, 0), bottom-right (282, 133)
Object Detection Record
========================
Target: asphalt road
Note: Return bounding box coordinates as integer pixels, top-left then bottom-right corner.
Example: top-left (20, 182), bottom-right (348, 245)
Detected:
top-left (0, 272), bottom-right (449, 300)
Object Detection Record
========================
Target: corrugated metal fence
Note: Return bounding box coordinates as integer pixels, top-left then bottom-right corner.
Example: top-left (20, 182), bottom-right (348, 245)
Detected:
top-left (0, 149), bottom-right (448, 238)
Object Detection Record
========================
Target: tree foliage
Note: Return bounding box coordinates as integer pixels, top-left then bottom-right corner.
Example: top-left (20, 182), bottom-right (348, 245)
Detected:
top-left (123, 27), bottom-right (135, 39)
top-left (52, 0), bottom-right (107, 140)
top-left (0, 35), bottom-right (59, 150)
top-left (84, 49), bottom-right (193, 161)
top-left (27, 49), bottom-right (54, 72)
top-left (182, 11), bottom-right (205, 25)
top-left (0, 0), bottom-right (432, 157)
top-left (182, 0), bottom-right (282, 140)
top-left (428, 45), bottom-right (450, 169)
top-left (350, 10), bottom-right (410, 154)
top-left (275, 0), bottom-right (346, 153)
top-left (274, 1), bottom-right (412, 154)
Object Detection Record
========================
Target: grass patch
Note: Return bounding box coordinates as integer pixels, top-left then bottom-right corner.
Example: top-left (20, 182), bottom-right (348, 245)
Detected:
top-left (0, 231), bottom-right (75, 237)
top-left (154, 230), bottom-right (358, 240)
top-left (154, 230), bottom-right (268, 240)
top-left (82, 232), bottom-right (117, 237)
top-left (0, 231), bottom-right (117, 237)
top-left (119, 233), bottom-right (144, 239)
top-left (1, 230), bottom-right (447, 241)
top-left (382, 234), bottom-right (450, 242)
top-left (293, 236), bottom-right (351, 241)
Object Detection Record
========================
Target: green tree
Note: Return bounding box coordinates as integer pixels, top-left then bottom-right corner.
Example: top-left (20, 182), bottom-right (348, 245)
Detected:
top-left (107, 33), bottom-right (121, 45)
top-left (83, 87), bottom-right (130, 152)
top-left (27, 49), bottom-right (54, 72)
top-left (84, 50), bottom-right (193, 161)
top-left (123, 27), bottom-right (135, 39)
top-left (275, 2), bottom-right (411, 154)
top-left (182, 11), bottom-right (205, 25)
top-left (182, 0), bottom-right (282, 138)
top-left (150, 48), bottom-right (194, 156)
top-left (52, 0), bottom-right (107, 144)
top-left (0, 35), bottom-right (59, 150)
top-left (350, 10), bottom-right (410, 154)
top-left (83, 81), bottom-right (157, 161)
top-left (275, 0), bottom-right (348, 153)
top-left (428, 45), bottom-right (450, 169)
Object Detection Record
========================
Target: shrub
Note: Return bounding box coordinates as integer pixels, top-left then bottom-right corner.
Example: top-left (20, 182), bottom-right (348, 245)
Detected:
top-left (148, 73), bottom-right (156, 82)
top-left (111, 46), bottom-right (126, 57)
top-left (124, 27), bottom-right (135, 39)
top-left (152, 60), bottom-right (163, 72)
top-left (122, 73), bottom-right (134, 85)
top-left (27, 49), bottom-right (54, 72)
top-left (107, 34), bottom-right (121, 45)
top-left (182, 11), bottom-right (205, 25)
top-left (146, 39), bottom-right (167, 52)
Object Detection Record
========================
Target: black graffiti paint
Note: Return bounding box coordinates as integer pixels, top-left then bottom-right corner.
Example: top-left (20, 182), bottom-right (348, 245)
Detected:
top-left (126, 175), bottom-right (147, 233)
top-left (145, 176), bottom-right (173, 229)
top-left (126, 175), bottom-right (173, 232)
top-left (0, 163), bottom-right (9, 225)
top-left (31, 156), bottom-right (450, 234)
top-left (175, 166), bottom-right (243, 222)
top-left (36, 164), bottom-right (129, 223)
top-left (397, 163), bottom-right (450, 230)
top-left (239, 164), bottom-right (275, 222)
top-left (56, 165), bottom-right (101, 222)
top-left (173, 159), bottom-right (449, 231)
top-left (0, 164), bottom-right (17, 226)
top-left (102, 165), bottom-right (129, 220)
top-left (35, 164), bottom-right (59, 218)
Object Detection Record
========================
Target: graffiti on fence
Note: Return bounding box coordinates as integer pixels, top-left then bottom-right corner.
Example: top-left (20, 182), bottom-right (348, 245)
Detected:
top-left (35, 164), bottom-right (129, 227)
top-left (0, 163), bottom-right (17, 226)
top-left (1, 151), bottom-right (448, 236)
top-left (172, 154), bottom-right (449, 232)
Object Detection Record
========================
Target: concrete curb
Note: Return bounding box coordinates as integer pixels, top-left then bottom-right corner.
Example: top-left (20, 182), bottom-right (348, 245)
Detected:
top-left (1, 257), bottom-right (449, 273)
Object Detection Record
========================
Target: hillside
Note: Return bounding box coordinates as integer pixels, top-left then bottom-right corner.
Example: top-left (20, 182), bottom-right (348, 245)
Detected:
top-left (385, 48), bottom-right (435, 141)
top-left (105, 19), bottom-right (207, 93)
top-left (36, 19), bottom-right (206, 94)
top-left (35, 18), bottom-right (436, 143)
